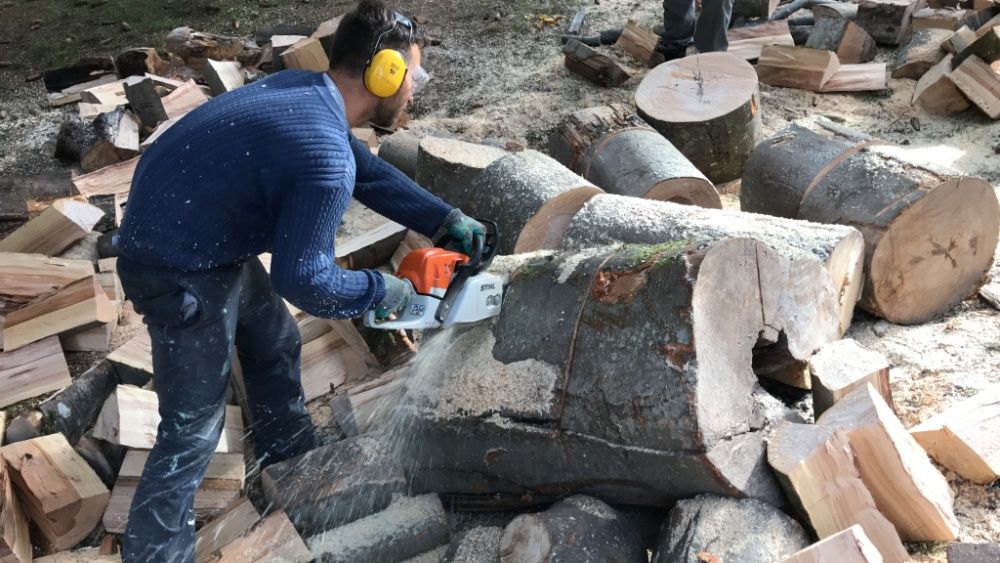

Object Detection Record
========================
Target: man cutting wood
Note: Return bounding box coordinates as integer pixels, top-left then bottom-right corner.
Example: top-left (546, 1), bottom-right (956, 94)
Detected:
top-left (113, 2), bottom-right (482, 561)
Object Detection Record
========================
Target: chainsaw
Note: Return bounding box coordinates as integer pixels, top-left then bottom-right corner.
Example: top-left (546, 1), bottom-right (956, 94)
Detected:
top-left (363, 220), bottom-right (503, 330)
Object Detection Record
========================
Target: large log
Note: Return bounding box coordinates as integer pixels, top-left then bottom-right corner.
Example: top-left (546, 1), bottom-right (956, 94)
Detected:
top-left (377, 131), bottom-right (422, 179)
top-left (740, 118), bottom-right (999, 324)
top-left (635, 52), bottom-right (762, 183)
top-left (557, 194), bottom-right (863, 332)
top-left (856, 0), bottom-right (919, 45)
top-left (414, 137), bottom-right (506, 208)
top-left (549, 104), bottom-right (722, 208)
top-left (454, 151), bottom-right (603, 255)
top-left (400, 239), bottom-right (841, 509)
top-left (499, 496), bottom-right (645, 562)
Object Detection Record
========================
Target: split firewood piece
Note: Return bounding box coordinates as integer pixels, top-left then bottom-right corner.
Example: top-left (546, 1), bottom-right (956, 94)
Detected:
top-left (953, 24), bottom-right (1000, 66)
top-left (635, 52), bottom-right (761, 183)
top-left (261, 434), bottom-right (406, 536)
top-left (115, 47), bottom-right (167, 78)
top-left (741, 119), bottom-right (999, 324)
top-left (390, 230), bottom-right (433, 272)
top-left (727, 20), bottom-right (795, 60)
top-left (813, 2), bottom-right (860, 20)
top-left (312, 15), bottom-right (343, 54)
top-left (756, 45), bottom-right (841, 90)
top-left (165, 27), bottom-right (243, 64)
top-left (549, 104), bottom-right (722, 208)
top-left (562, 38), bottom-right (632, 87)
top-left (912, 7), bottom-right (974, 32)
top-left (269, 35), bottom-right (308, 72)
top-left (414, 136), bottom-right (506, 207)
top-left (71, 157), bottom-right (138, 198)
top-left (203, 60), bottom-right (244, 96)
top-left (3, 276), bottom-right (116, 351)
top-left (79, 109), bottom-right (141, 172)
top-left (194, 497), bottom-right (260, 563)
top-left (767, 423), bottom-right (908, 561)
top-left (42, 57), bottom-right (115, 93)
top-left (0, 336), bottom-right (71, 409)
top-left (0, 253), bottom-right (94, 313)
top-left (818, 63), bottom-right (888, 91)
top-left (161, 80), bottom-right (208, 119)
top-left (893, 28), bottom-right (952, 78)
top-left (281, 37), bottom-right (329, 72)
top-left (123, 76), bottom-right (168, 127)
top-left (949, 54), bottom-right (1000, 117)
top-left (203, 511), bottom-right (311, 563)
top-left (308, 494), bottom-right (450, 563)
top-left (106, 329), bottom-right (153, 382)
top-left (48, 74), bottom-right (118, 108)
top-left (298, 330), bottom-right (369, 401)
top-left (817, 384), bottom-right (960, 541)
top-left (351, 127), bottom-right (379, 150)
top-left (615, 21), bottom-right (664, 66)
top-left (856, 0), bottom-right (920, 45)
top-left (913, 54), bottom-right (972, 112)
top-left (945, 25), bottom-right (979, 53)
top-left (733, 0), bottom-right (780, 18)
top-left (60, 318), bottom-right (117, 353)
top-left (40, 361), bottom-right (131, 447)
top-left (78, 102), bottom-right (118, 121)
top-left (91, 385), bottom-right (244, 453)
top-left (0, 198), bottom-right (103, 256)
top-left (329, 365), bottom-right (410, 437)
top-left (809, 339), bottom-right (893, 416)
top-left (102, 450), bottom-right (244, 533)
top-left (78, 79), bottom-right (128, 107)
top-left (0, 433), bottom-right (110, 553)
top-left (457, 150), bottom-right (603, 255)
top-left (781, 525), bottom-right (885, 563)
top-left (910, 385), bottom-right (1000, 483)
top-left (0, 438), bottom-right (31, 563)
top-left (806, 19), bottom-right (877, 63)
top-left (139, 116), bottom-right (180, 151)
top-left (335, 221), bottom-right (407, 270)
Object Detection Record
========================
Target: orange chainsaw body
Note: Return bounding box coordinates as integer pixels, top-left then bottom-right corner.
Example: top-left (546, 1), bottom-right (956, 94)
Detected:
top-left (396, 248), bottom-right (469, 297)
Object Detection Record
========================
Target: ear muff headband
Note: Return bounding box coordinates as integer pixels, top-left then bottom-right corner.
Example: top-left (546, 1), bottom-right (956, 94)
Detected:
top-left (363, 12), bottom-right (414, 98)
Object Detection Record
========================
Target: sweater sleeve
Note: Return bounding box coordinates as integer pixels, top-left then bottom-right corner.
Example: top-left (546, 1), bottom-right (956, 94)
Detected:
top-left (269, 154), bottom-right (386, 320)
top-left (349, 135), bottom-right (454, 238)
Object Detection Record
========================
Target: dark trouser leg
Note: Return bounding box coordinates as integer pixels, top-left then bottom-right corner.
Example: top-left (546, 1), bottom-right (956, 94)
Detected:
top-left (235, 258), bottom-right (317, 467)
top-left (662, 0), bottom-right (697, 51)
top-left (117, 260), bottom-right (243, 563)
top-left (694, 0), bottom-right (734, 52)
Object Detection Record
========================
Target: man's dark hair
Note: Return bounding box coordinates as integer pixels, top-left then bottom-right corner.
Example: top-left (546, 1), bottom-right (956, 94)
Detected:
top-left (328, 0), bottom-right (422, 75)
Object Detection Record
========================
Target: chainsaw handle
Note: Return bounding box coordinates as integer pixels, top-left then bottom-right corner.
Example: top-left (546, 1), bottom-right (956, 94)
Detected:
top-left (435, 219), bottom-right (500, 274)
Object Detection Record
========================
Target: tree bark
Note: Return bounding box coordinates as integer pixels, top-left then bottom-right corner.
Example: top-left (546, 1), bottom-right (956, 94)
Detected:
top-left (549, 104), bottom-right (722, 209)
top-left (377, 131), bottom-right (422, 179)
top-left (741, 118), bottom-right (1000, 324)
top-left (635, 52), bottom-right (762, 183)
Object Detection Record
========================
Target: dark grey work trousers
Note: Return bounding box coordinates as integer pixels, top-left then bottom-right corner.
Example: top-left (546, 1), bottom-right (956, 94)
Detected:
top-left (116, 256), bottom-right (318, 563)
top-left (662, 0), bottom-right (735, 53)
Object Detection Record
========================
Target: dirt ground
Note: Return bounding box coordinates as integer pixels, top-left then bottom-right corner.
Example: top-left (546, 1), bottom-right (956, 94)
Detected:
top-left (2, 0), bottom-right (999, 559)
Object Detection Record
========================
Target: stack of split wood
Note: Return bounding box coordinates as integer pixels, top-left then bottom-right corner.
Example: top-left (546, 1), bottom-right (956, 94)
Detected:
top-left (909, 20), bottom-right (1000, 118)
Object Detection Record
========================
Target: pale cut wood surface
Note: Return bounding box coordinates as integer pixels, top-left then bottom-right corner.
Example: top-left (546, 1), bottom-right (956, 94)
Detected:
top-left (71, 157), bottom-right (138, 197)
top-left (911, 385), bottom-right (1000, 483)
top-left (3, 276), bottom-right (116, 351)
top-left (194, 497), bottom-right (261, 563)
top-left (0, 253), bottom-right (94, 313)
top-left (780, 525), bottom-right (884, 563)
top-left (756, 45), bottom-right (841, 91)
top-left (203, 511), bottom-right (312, 563)
top-left (0, 336), bottom-right (71, 408)
top-left (636, 51), bottom-right (760, 122)
top-left (0, 199), bottom-right (104, 256)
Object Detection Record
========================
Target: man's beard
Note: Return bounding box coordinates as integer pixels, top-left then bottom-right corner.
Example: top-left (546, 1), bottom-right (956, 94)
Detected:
top-left (372, 96), bottom-right (406, 128)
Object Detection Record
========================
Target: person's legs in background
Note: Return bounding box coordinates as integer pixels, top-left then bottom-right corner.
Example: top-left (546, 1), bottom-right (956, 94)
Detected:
top-left (659, 0), bottom-right (697, 60)
top-left (693, 0), bottom-right (735, 52)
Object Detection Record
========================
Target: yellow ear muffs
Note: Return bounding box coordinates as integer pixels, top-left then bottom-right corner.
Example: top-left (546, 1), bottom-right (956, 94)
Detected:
top-left (364, 49), bottom-right (407, 98)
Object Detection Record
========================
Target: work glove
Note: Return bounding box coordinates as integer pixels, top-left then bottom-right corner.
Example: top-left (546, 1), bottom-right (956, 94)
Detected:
top-left (438, 209), bottom-right (485, 256)
top-left (374, 273), bottom-right (415, 320)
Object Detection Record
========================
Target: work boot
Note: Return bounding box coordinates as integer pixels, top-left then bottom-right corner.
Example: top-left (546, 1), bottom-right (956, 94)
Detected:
top-left (655, 40), bottom-right (689, 61)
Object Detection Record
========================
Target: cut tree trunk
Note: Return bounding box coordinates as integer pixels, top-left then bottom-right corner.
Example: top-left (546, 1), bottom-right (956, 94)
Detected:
top-left (734, 0), bottom-right (781, 19)
top-left (557, 194), bottom-right (863, 332)
top-left (910, 385), bottom-right (1000, 483)
top-left (756, 45), bottom-right (841, 90)
top-left (817, 385), bottom-right (960, 541)
top-left (806, 19), bottom-right (878, 63)
top-left (0, 433), bottom-right (109, 553)
top-left (808, 338), bottom-right (893, 416)
top-left (635, 52), bottom-right (762, 183)
top-left (856, 0), bottom-right (919, 45)
top-left (740, 118), bottom-right (999, 324)
top-left (0, 198), bottom-right (104, 256)
top-left (414, 137), bottom-right (506, 208)
top-left (3, 275), bottom-right (116, 351)
top-left (0, 253), bottom-right (94, 314)
top-left (563, 38), bottom-right (632, 86)
top-left (549, 104), bottom-right (722, 208)
top-left (498, 496), bottom-right (645, 563)
top-left (912, 54), bottom-right (971, 112)
top-left (767, 422), bottom-right (908, 562)
top-left (949, 54), bottom-right (1000, 118)
top-left (450, 150), bottom-right (602, 255)
top-left (0, 336), bottom-right (71, 409)
top-left (893, 28), bottom-right (952, 78)
top-left (401, 239), bottom-right (841, 509)
top-left (781, 525), bottom-right (885, 563)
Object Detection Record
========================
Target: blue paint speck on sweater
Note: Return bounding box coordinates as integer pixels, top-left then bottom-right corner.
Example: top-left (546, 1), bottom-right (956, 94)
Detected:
top-left (116, 70), bottom-right (453, 319)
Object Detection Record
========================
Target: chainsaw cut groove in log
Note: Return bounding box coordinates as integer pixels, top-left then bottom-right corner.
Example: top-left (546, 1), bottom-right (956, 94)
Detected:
top-left (558, 194), bottom-right (863, 332)
top-left (635, 52), bottom-right (762, 183)
top-left (401, 239), bottom-right (841, 508)
top-left (549, 104), bottom-right (722, 209)
top-left (741, 118), bottom-right (999, 324)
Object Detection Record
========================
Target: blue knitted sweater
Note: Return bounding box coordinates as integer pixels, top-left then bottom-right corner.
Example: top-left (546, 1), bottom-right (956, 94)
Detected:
top-left (116, 70), bottom-right (453, 319)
